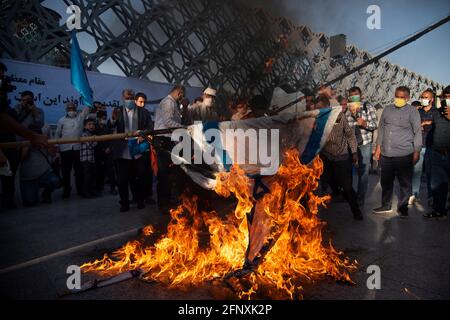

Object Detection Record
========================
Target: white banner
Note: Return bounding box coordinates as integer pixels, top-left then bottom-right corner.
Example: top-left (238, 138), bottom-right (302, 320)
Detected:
top-left (1, 58), bottom-right (203, 124)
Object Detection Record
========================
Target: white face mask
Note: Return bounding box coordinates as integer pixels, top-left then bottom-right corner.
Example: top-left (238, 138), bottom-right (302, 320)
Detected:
top-left (67, 111), bottom-right (77, 118)
top-left (446, 99), bottom-right (450, 107)
top-left (203, 98), bottom-right (213, 108)
top-left (421, 99), bottom-right (430, 107)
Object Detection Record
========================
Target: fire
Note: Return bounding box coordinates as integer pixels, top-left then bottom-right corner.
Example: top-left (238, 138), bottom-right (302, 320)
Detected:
top-left (80, 149), bottom-right (357, 299)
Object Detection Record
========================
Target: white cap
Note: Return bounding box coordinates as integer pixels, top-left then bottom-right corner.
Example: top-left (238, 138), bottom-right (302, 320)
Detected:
top-left (203, 88), bottom-right (217, 97)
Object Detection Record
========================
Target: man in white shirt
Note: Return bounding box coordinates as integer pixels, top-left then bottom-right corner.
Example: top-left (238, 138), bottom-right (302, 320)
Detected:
top-left (153, 85), bottom-right (185, 211)
top-left (55, 102), bottom-right (90, 198)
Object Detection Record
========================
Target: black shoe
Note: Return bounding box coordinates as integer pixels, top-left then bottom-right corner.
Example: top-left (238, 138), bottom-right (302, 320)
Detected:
top-left (62, 192), bottom-right (70, 199)
top-left (145, 197), bottom-right (156, 205)
top-left (2, 203), bottom-right (17, 210)
top-left (120, 205), bottom-right (130, 212)
top-left (423, 211), bottom-right (447, 220)
top-left (41, 190), bottom-right (52, 204)
top-left (397, 210), bottom-right (408, 219)
top-left (372, 205), bottom-right (392, 215)
top-left (137, 202), bottom-right (146, 210)
top-left (353, 213), bottom-right (363, 221)
top-left (110, 189), bottom-right (118, 195)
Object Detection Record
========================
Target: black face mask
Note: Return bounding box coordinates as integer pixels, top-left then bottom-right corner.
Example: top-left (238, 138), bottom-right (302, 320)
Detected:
top-left (97, 111), bottom-right (107, 119)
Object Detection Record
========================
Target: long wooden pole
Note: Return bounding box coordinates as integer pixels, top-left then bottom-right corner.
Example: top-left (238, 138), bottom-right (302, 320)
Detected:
top-left (0, 127), bottom-right (184, 149)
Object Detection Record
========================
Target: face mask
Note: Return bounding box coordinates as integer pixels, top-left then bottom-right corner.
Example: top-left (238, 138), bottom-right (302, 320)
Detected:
top-left (348, 95), bottom-right (361, 103)
top-left (394, 98), bottom-right (407, 108)
top-left (421, 99), bottom-right (430, 107)
top-left (446, 99), bottom-right (450, 107)
top-left (67, 111), bottom-right (77, 118)
top-left (124, 100), bottom-right (135, 110)
top-left (203, 98), bottom-right (213, 108)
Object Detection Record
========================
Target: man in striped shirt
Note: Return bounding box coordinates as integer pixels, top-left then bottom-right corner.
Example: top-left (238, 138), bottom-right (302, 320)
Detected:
top-left (318, 90), bottom-right (363, 220)
top-left (345, 86), bottom-right (378, 207)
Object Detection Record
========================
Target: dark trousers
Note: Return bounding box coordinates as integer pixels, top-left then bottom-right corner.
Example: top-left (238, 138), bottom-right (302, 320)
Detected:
top-left (95, 153), bottom-right (116, 192)
top-left (116, 156), bottom-right (148, 207)
top-left (0, 149), bottom-right (19, 207)
top-left (156, 149), bottom-right (173, 208)
top-left (81, 161), bottom-right (96, 196)
top-left (20, 170), bottom-right (60, 207)
top-left (129, 152), bottom-right (153, 200)
top-left (430, 150), bottom-right (450, 215)
top-left (60, 150), bottom-right (82, 195)
top-left (322, 156), bottom-right (361, 216)
top-left (155, 137), bottom-right (189, 206)
top-left (380, 154), bottom-right (414, 212)
top-left (144, 151), bottom-right (153, 198)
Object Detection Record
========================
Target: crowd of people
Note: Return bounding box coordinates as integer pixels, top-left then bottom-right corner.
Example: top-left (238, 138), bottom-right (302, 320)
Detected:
top-left (318, 85), bottom-right (450, 220)
top-left (0, 59), bottom-right (449, 221)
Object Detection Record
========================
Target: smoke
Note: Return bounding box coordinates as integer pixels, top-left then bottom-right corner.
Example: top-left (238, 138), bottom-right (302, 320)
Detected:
top-left (240, 0), bottom-right (358, 38)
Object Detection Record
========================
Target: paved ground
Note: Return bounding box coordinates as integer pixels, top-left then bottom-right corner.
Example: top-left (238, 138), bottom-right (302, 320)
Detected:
top-left (0, 174), bottom-right (449, 300)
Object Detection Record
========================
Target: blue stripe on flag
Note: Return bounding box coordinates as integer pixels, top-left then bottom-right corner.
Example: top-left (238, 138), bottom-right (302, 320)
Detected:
top-left (301, 108), bottom-right (331, 164)
top-left (202, 121), bottom-right (232, 172)
top-left (71, 31), bottom-right (93, 107)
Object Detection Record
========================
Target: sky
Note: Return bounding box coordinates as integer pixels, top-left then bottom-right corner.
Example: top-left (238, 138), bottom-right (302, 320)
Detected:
top-left (246, 0), bottom-right (450, 85)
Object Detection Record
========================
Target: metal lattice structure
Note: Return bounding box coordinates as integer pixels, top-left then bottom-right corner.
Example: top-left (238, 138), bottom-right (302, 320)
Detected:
top-left (0, 0), bottom-right (444, 109)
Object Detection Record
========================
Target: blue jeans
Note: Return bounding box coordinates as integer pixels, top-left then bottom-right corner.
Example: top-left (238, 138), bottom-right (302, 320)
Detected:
top-left (412, 148), bottom-right (432, 198)
top-left (354, 143), bottom-right (372, 204)
top-left (20, 170), bottom-right (61, 207)
top-left (430, 150), bottom-right (450, 215)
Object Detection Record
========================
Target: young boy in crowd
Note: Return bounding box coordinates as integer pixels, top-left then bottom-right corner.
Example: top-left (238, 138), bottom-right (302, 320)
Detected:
top-left (80, 118), bottom-right (98, 198)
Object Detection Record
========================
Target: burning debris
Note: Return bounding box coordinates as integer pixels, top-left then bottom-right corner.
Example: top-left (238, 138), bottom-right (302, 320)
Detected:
top-left (80, 149), bottom-right (357, 299)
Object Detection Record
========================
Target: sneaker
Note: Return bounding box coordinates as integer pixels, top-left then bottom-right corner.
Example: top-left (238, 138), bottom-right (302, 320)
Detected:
top-left (110, 188), bottom-right (118, 196)
top-left (408, 195), bottom-right (417, 206)
top-left (373, 205), bottom-right (392, 215)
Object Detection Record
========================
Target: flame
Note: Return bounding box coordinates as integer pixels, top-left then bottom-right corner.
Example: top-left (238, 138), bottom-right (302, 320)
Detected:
top-left (264, 57), bottom-right (275, 74)
top-left (81, 149), bottom-right (357, 299)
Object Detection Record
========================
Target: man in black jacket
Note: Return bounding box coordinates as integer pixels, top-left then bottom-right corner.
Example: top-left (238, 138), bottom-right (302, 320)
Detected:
top-left (423, 86), bottom-right (450, 220)
top-left (110, 89), bottom-right (153, 212)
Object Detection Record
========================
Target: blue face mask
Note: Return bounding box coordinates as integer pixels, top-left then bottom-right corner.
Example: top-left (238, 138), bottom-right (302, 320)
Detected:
top-left (124, 100), bottom-right (135, 110)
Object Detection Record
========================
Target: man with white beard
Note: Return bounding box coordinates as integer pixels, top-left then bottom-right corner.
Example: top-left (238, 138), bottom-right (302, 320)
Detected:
top-left (188, 88), bottom-right (220, 122)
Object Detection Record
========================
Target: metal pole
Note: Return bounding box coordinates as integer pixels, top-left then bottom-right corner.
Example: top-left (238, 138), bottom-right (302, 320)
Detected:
top-left (271, 14), bottom-right (450, 115)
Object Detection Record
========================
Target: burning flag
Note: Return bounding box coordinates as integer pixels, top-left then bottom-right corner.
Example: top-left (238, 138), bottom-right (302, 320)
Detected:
top-left (171, 107), bottom-right (341, 190)
top-left (80, 107), bottom-right (357, 299)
